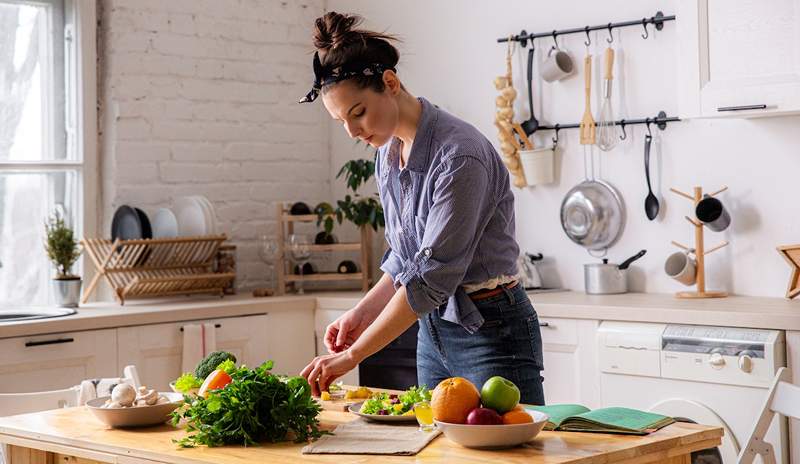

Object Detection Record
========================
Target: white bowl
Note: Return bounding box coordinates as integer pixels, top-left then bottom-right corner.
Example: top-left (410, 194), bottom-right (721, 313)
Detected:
top-left (434, 410), bottom-right (549, 449)
top-left (86, 392), bottom-right (183, 428)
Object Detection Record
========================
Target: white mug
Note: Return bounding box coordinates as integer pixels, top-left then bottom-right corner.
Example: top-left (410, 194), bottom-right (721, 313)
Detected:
top-left (541, 47), bottom-right (574, 82)
top-left (664, 251), bottom-right (697, 286)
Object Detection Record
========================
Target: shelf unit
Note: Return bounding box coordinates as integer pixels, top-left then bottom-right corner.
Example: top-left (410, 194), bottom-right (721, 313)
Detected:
top-left (275, 204), bottom-right (373, 295)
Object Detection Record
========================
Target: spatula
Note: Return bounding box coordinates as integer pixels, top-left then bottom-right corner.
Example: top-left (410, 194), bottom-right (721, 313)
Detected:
top-left (579, 54), bottom-right (596, 145)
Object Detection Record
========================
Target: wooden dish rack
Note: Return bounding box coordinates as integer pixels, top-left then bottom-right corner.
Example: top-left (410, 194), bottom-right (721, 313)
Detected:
top-left (81, 235), bottom-right (234, 305)
top-left (275, 204), bottom-right (373, 295)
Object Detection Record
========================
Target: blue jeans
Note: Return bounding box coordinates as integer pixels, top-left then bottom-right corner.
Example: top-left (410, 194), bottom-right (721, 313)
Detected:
top-left (417, 284), bottom-right (545, 405)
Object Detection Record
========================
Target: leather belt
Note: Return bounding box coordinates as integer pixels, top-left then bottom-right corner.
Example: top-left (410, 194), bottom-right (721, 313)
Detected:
top-left (467, 280), bottom-right (519, 301)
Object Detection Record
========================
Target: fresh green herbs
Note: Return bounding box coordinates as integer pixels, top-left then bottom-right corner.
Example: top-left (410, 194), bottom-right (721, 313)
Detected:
top-left (171, 361), bottom-right (327, 447)
top-left (174, 372), bottom-right (202, 393)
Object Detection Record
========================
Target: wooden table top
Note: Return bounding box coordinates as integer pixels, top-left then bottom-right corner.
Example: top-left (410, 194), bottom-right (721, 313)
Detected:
top-left (0, 406), bottom-right (723, 464)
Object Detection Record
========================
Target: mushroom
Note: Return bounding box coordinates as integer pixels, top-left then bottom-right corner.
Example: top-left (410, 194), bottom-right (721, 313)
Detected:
top-left (110, 383), bottom-right (136, 407)
top-left (137, 386), bottom-right (159, 406)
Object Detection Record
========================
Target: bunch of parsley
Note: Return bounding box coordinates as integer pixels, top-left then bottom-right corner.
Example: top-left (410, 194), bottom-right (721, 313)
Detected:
top-left (170, 360), bottom-right (327, 447)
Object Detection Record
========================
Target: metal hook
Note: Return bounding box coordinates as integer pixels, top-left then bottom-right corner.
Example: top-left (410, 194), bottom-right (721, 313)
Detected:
top-left (641, 18), bottom-right (650, 39)
top-left (619, 120), bottom-right (627, 140)
top-left (645, 119), bottom-right (653, 137)
top-left (552, 125), bottom-right (560, 146)
top-left (584, 26), bottom-right (591, 47)
top-left (552, 30), bottom-right (559, 50)
top-left (606, 23), bottom-right (614, 43)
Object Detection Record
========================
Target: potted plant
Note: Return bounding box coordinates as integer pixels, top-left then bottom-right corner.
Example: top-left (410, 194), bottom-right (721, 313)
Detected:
top-left (44, 212), bottom-right (82, 307)
top-left (317, 157), bottom-right (385, 235)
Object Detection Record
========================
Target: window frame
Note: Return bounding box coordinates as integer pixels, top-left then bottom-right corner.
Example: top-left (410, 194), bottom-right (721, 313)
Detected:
top-left (0, 0), bottom-right (98, 303)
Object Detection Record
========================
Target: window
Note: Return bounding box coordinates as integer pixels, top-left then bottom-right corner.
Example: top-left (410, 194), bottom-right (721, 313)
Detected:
top-left (0, 0), bottom-right (96, 307)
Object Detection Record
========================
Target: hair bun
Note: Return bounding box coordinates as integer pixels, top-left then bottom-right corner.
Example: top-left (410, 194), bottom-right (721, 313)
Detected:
top-left (313, 12), bottom-right (363, 53)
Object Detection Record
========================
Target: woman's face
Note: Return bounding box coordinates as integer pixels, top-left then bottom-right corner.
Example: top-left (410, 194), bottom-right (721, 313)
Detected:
top-left (321, 75), bottom-right (400, 148)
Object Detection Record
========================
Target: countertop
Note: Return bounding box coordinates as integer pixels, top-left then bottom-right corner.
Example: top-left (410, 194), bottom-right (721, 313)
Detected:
top-left (0, 403), bottom-right (722, 464)
top-left (3, 290), bottom-right (800, 339)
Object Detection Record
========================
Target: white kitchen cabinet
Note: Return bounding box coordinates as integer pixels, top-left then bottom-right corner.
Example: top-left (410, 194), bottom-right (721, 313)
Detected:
top-left (538, 317), bottom-right (600, 408)
top-left (0, 329), bottom-right (118, 394)
top-left (117, 314), bottom-right (270, 391)
top-left (677, 0), bottom-right (800, 118)
top-left (263, 306), bottom-right (316, 377)
top-left (314, 308), bottom-right (359, 386)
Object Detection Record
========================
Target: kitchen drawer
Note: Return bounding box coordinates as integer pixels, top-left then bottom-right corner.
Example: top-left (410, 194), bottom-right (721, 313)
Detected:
top-left (538, 317), bottom-right (578, 346)
top-left (0, 329), bottom-right (118, 393)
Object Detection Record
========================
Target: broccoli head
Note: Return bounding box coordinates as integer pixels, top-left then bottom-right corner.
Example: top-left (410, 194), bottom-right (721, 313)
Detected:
top-left (194, 351), bottom-right (237, 379)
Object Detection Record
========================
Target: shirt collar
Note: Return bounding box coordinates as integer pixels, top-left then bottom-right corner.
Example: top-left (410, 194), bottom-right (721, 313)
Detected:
top-left (404, 97), bottom-right (438, 173)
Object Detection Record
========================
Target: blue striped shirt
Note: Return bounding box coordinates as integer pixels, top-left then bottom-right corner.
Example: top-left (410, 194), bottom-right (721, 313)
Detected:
top-left (377, 98), bottom-right (519, 333)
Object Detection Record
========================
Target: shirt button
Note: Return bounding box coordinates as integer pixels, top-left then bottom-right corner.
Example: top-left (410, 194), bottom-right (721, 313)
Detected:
top-left (423, 247), bottom-right (432, 258)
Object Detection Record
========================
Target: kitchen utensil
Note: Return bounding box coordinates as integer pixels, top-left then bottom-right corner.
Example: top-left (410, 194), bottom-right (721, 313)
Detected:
top-left (643, 134), bottom-right (660, 220)
top-left (111, 205), bottom-right (143, 241)
top-left (596, 47), bottom-right (617, 151)
top-left (347, 402), bottom-right (418, 423)
top-left (434, 409), bottom-right (549, 449)
top-left (561, 179), bottom-right (626, 252)
top-left (86, 392), bottom-right (182, 427)
top-left (520, 47), bottom-right (539, 135)
top-left (174, 196), bottom-right (208, 236)
top-left (152, 208), bottom-right (178, 238)
top-left (695, 195), bottom-right (731, 232)
top-left (518, 252), bottom-right (544, 289)
top-left (518, 147), bottom-right (554, 186)
top-left (541, 46), bottom-right (574, 82)
top-left (584, 249), bottom-right (647, 294)
top-left (513, 122), bottom-right (534, 150)
top-left (665, 251), bottom-right (697, 286)
top-left (579, 53), bottom-right (596, 145)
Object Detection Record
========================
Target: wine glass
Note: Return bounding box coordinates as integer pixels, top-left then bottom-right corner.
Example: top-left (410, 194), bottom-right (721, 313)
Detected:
top-left (289, 234), bottom-right (312, 294)
top-left (258, 235), bottom-right (279, 290)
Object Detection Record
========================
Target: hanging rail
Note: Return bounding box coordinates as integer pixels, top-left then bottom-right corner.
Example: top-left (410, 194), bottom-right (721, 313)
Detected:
top-left (542, 111), bottom-right (679, 143)
top-left (497, 11), bottom-right (674, 47)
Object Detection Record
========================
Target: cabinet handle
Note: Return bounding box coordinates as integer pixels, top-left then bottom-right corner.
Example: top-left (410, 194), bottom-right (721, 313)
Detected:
top-left (539, 322), bottom-right (552, 328)
top-left (179, 323), bottom-right (221, 332)
top-left (25, 337), bottom-right (74, 347)
top-left (717, 104), bottom-right (768, 112)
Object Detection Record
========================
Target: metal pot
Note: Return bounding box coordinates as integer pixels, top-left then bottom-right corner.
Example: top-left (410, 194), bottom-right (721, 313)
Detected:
top-left (584, 250), bottom-right (646, 295)
top-left (53, 278), bottom-right (82, 307)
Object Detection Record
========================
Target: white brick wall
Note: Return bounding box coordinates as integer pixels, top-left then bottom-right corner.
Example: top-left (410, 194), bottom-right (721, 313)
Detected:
top-left (98, 0), bottom-right (333, 290)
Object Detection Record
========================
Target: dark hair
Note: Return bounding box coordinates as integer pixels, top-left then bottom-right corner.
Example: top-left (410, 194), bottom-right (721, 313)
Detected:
top-left (313, 12), bottom-right (400, 93)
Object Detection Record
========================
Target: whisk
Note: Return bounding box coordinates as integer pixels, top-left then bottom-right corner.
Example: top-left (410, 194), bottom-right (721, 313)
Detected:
top-left (596, 47), bottom-right (617, 151)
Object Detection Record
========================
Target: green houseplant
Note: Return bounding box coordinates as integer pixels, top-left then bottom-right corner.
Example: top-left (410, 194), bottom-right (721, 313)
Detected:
top-left (317, 157), bottom-right (385, 237)
top-left (44, 212), bottom-right (82, 307)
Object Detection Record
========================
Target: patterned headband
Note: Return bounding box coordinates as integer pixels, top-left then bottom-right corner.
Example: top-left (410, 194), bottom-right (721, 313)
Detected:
top-left (298, 52), bottom-right (396, 103)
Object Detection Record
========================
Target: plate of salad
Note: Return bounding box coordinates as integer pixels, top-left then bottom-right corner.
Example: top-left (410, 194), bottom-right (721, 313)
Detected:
top-left (348, 385), bottom-right (431, 423)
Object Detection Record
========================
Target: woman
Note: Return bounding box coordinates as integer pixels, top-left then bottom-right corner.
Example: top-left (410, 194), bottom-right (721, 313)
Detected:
top-left (299, 12), bottom-right (545, 405)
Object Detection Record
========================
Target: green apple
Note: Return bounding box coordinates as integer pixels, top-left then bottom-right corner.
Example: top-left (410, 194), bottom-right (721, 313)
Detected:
top-left (480, 376), bottom-right (520, 414)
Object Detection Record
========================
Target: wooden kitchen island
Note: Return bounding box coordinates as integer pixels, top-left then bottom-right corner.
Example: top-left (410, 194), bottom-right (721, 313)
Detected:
top-left (0, 406), bottom-right (722, 464)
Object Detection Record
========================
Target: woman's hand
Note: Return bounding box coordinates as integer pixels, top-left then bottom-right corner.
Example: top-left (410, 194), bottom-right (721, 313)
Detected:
top-left (324, 307), bottom-right (374, 353)
top-left (300, 351), bottom-right (359, 397)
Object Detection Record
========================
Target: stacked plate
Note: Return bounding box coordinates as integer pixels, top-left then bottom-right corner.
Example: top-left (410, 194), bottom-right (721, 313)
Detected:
top-left (110, 195), bottom-right (218, 240)
top-left (173, 195), bottom-right (218, 237)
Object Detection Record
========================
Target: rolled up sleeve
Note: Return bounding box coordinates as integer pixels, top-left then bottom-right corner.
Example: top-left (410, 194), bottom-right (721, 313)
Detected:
top-left (379, 247), bottom-right (404, 280)
top-left (396, 156), bottom-right (495, 316)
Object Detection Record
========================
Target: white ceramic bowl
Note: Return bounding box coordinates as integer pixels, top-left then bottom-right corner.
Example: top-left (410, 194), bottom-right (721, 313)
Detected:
top-left (435, 410), bottom-right (549, 449)
top-left (86, 392), bottom-right (183, 428)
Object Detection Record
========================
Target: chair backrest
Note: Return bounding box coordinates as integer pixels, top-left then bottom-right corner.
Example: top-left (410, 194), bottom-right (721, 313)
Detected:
top-left (0, 386), bottom-right (79, 417)
top-left (737, 367), bottom-right (794, 464)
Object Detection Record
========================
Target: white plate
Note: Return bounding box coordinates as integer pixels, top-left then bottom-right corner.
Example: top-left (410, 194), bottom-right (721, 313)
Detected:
top-left (152, 208), bottom-right (178, 238)
top-left (192, 195), bottom-right (217, 235)
top-left (434, 410), bottom-right (549, 449)
top-left (174, 197), bottom-right (207, 237)
top-left (348, 401), bottom-right (418, 423)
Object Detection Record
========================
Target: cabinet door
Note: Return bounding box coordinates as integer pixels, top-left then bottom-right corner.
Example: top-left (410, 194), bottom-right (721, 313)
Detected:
top-left (264, 307), bottom-right (316, 377)
top-left (0, 329), bottom-right (118, 393)
top-left (117, 314), bottom-right (269, 391)
top-left (678, 0), bottom-right (800, 117)
top-left (314, 308), bottom-right (359, 386)
top-left (539, 318), bottom-right (600, 408)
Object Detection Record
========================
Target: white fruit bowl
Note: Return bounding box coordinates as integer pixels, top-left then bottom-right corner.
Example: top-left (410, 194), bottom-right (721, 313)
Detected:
top-left (434, 410), bottom-right (549, 449)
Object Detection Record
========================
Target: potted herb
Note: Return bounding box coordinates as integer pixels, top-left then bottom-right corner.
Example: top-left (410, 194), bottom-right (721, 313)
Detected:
top-left (44, 212), bottom-right (82, 307)
top-left (317, 157), bottom-right (385, 235)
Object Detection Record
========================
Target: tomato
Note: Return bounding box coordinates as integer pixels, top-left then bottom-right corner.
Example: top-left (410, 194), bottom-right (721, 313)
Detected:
top-left (198, 369), bottom-right (232, 398)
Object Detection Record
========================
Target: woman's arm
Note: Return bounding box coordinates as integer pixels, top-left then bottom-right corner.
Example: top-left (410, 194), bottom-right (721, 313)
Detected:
top-left (301, 285), bottom-right (418, 396)
top-left (324, 272), bottom-right (397, 352)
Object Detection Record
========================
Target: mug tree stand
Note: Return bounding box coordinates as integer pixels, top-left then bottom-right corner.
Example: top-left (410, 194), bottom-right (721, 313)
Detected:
top-left (669, 185), bottom-right (730, 299)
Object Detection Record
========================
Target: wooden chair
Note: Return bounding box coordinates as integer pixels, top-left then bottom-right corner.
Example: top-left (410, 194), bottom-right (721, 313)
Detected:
top-left (737, 367), bottom-right (797, 464)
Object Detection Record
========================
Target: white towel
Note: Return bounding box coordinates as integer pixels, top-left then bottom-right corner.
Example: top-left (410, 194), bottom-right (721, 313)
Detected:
top-left (181, 323), bottom-right (218, 374)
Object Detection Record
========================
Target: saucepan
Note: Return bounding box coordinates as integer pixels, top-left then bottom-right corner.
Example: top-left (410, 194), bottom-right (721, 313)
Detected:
top-left (584, 250), bottom-right (647, 295)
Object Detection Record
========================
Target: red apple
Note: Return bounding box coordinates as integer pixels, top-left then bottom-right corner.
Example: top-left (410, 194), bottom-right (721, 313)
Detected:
top-left (466, 407), bottom-right (503, 425)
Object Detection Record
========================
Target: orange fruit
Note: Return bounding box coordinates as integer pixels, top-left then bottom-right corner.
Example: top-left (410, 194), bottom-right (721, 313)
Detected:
top-left (431, 377), bottom-right (481, 424)
top-left (502, 409), bottom-right (534, 425)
